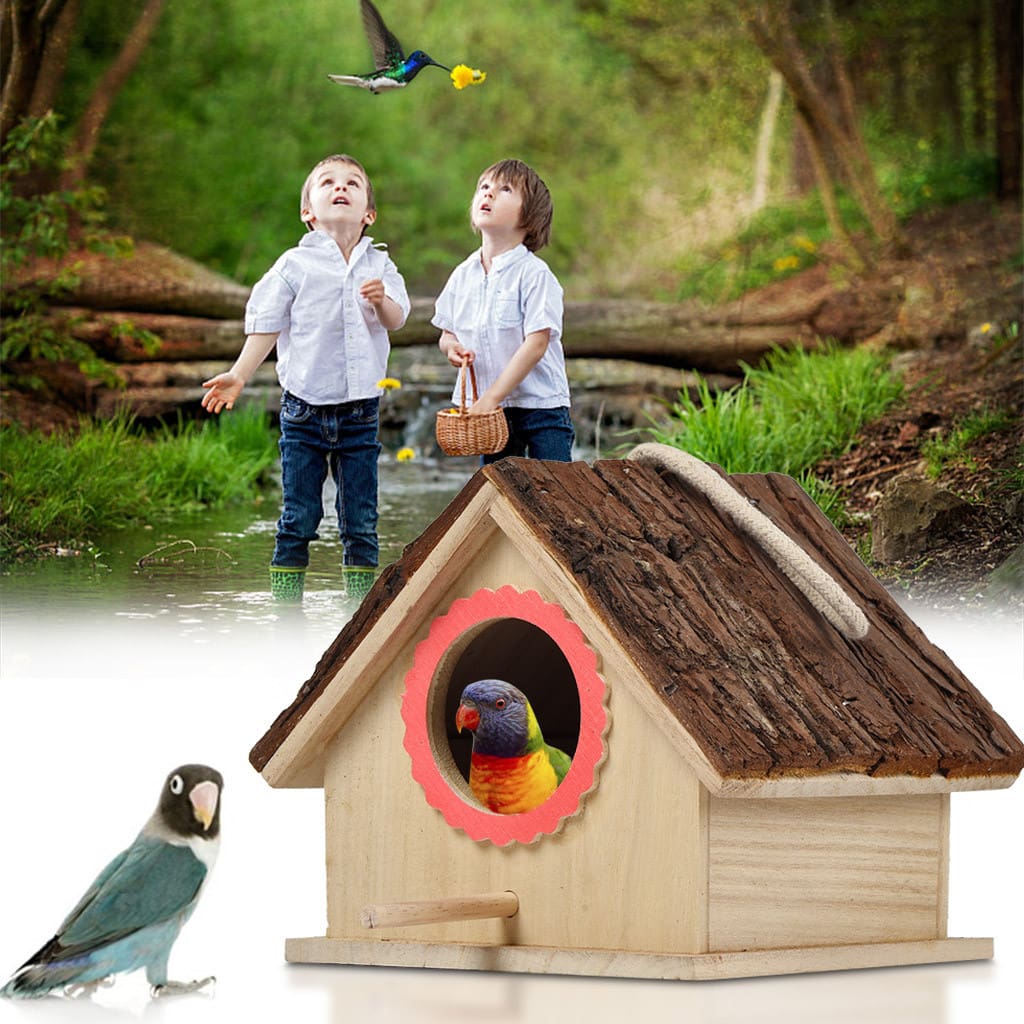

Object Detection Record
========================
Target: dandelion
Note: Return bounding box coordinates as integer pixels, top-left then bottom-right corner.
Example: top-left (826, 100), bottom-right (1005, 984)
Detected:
top-left (377, 377), bottom-right (402, 391)
top-left (451, 65), bottom-right (486, 89)
top-left (980, 323), bottom-right (992, 334)
top-left (396, 447), bottom-right (416, 462)
top-left (794, 236), bottom-right (817, 254)
top-left (773, 255), bottom-right (800, 272)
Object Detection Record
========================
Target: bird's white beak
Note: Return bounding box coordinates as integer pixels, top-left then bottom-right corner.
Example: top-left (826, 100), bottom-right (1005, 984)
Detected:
top-left (190, 780), bottom-right (220, 831)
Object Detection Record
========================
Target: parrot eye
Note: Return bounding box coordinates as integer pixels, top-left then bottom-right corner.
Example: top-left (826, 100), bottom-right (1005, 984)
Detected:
top-left (169, 774), bottom-right (184, 795)
top-left (495, 698), bottom-right (506, 709)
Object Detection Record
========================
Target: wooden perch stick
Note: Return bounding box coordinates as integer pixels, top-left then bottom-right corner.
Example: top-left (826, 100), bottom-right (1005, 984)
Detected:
top-left (360, 891), bottom-right (519, 929)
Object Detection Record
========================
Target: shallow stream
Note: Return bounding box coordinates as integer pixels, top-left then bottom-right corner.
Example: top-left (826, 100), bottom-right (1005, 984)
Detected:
top-left (1, 456), bottom-right (477, 639)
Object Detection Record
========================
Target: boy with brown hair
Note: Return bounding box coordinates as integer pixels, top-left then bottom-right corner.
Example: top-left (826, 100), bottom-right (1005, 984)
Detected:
top-left (433, 158), bottom-right (573, 462)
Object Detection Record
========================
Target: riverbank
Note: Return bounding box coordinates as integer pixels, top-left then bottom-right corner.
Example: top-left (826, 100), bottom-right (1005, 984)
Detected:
top-left (818, 328), bottom-right (1022, 612)
top-left (2, 199), bottom-right (1020, 606)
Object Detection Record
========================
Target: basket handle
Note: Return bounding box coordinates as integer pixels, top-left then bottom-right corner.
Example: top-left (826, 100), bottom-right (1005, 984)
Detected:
top-left (458, 356), bottom-right (480, 413)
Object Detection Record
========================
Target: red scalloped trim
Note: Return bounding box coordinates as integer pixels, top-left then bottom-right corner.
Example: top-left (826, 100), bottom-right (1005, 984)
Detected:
top-left (401, 586), bottom-right (608, 845)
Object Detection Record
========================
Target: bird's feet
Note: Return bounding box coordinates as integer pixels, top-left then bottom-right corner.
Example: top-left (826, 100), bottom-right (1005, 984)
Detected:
top-left (64, 976), bottom-right (115, 999)
top-left (151, 976), bottom-right (216, 998)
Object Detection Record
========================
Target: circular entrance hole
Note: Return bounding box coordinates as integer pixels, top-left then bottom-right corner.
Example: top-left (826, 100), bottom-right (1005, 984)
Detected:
top-left (443, 618), bottom-right (581, 785)
top-left (401, 586), bottom-right (607, 845)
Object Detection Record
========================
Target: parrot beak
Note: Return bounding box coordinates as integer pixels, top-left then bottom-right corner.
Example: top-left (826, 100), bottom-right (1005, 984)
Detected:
top-left (189, 780), bottom-right (220, 831)
top-left (456, 702), bottom-right (480, 733)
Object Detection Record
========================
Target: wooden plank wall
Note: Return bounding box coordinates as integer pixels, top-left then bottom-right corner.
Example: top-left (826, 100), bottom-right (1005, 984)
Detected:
top-left (707, 794), bottom-right (948, 951)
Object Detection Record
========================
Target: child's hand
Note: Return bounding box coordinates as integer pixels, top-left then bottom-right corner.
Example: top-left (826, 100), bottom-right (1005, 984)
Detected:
top-left (444, 344), bottom-right (476, 369)
top-left (358, 278), bottom-right (387, 308)
top-left (201, 372), bottom-right (244, 414)
top-left (468, 395), bottom-right (500, 416)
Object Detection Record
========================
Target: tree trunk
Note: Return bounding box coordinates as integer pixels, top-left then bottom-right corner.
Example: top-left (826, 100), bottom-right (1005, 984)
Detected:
top-left (60, 0), bottom-right (167, 189)
top-left (789, 117), bottom-right (817, 195)
top-left (751, 70), bottom-right (784, 212)
top-left (992, 0), bottom-right (1022, 199)
top-left (823, 4), bottom-right (905, 253)
top-left (745, 2), bottom-right (905, 254)
top-left (887, 33), bottom-right (908, 134)
top-left (968, 8), bottom-right (987, 149)
top-left (934, 38), bottom-right (964, 151)
top-left (27, 0), bottom-right (80, 117)
top-left (0, 0), bottom-right (72, 142)
top-left (795, 109), bottom-right (864, 271)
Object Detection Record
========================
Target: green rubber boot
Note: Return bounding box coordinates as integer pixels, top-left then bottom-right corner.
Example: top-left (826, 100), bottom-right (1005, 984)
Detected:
top-left (269, 566), bottom-right (306, 601)
top-left (343, 565), bottom-right (377, 602)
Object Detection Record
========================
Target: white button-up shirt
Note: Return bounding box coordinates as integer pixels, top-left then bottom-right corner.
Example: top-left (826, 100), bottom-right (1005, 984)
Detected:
top-left (432, 244), bottom-right (569, 409)
top-left (245, 231), bottom-right (410, 405)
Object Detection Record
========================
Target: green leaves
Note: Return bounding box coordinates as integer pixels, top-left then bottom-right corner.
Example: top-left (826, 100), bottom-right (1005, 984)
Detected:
top-left (1, 114), bottom-right (134, 388)
top-left (0, 408), bottom-right (279, 560)
top-left (645, 343), bottom-right (903, 525)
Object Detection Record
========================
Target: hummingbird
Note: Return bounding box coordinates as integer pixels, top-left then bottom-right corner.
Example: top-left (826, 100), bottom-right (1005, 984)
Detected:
top-left (329, 0), bottom-right (450, 94)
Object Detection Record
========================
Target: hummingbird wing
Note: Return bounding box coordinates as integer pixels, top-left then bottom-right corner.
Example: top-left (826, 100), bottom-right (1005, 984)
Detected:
top-left (360, 0), bottom-right (406, 69)
top-left (327, 74), bottom-right (376, 89)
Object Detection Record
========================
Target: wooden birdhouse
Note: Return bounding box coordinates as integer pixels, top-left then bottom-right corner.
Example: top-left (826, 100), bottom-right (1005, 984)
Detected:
top-left (250, 446), bottom-right (1023, 981)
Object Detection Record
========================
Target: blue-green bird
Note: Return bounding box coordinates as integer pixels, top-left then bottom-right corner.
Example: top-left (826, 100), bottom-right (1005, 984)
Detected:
top-left (1, 764), bottom-right (222, 1000)
top-left (456, 680), bottom-right (572, 814)
top-left (328, 0), bottom-right (450, 93)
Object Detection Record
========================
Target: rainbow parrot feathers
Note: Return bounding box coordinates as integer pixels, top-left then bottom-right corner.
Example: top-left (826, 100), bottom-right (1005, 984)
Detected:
top-left (456, 679), bottom-right (571, 814)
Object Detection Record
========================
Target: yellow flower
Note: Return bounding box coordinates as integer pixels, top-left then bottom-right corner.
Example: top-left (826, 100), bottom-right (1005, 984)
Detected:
top-left (980, 323), bottom-right (992, 334)
top-left (451, 64), bottom-right (486, 89)
top-left (794, 235), bottom-right (817, 253)
top-left (773, 254), bottom-right (800, 272)
top-left (396, 447), bottom-right (416, 462)
top-left (377, 377), bottom-right (402, 391)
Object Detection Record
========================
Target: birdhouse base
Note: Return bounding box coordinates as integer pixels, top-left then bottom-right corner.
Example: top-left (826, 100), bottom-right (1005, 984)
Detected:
top-left (284, 935), bottom-right (993, 981)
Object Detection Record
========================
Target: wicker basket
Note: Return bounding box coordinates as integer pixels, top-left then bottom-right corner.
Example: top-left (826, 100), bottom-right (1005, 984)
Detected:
top-left (435, 359), bottom-right (509, 457)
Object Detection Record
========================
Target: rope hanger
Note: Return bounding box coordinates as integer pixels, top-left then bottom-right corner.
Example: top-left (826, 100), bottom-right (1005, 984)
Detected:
top-left (627, 444), bottom-right (870, 640)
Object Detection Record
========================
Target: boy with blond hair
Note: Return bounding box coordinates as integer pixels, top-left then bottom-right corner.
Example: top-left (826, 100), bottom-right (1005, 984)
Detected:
top-left (202, 154), bottom-right (410, 600)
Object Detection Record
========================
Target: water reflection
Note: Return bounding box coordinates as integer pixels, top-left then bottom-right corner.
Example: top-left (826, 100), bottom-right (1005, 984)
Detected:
top-left (1, 457), bottom-right (475, 635)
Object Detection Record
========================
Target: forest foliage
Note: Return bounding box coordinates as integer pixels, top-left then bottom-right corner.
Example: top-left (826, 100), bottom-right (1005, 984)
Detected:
top-left (3, 0), bottom-right (1016, 298)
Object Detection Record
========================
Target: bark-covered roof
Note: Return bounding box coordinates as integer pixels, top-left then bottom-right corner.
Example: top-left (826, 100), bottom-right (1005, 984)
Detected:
top-left (250, 457), bottom-right (1024, 784)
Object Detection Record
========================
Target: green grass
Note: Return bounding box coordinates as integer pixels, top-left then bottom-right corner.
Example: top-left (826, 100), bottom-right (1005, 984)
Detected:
top-left (675, 154), bottom-right (997, 304)
top-left (0, 407), bottom-right (278, 559)
top-left (921, 406), bottom-right (1018, 480)
top-left (644, 343), bottom-right (904, 525)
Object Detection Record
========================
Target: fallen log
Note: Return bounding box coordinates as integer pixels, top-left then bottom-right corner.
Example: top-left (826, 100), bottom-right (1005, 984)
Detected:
top-left (53, 297), bottom-right (825, 375)
top-left (21, 243), bottom-right (897, 373)
top-left (53, 309), bottom-right (245, 362)
top-left (10, 241), bottom-right (250, 319)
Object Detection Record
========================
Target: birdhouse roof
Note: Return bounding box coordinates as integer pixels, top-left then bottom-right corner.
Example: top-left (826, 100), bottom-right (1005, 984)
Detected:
top-left (251, 455), bottom-right (1023, 796)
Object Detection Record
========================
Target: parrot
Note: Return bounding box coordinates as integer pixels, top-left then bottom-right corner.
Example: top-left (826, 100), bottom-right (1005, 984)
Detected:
top-left (1, 764), bottom-right (223, 1000)
top-left (455, 679), bottom-right (571, 814)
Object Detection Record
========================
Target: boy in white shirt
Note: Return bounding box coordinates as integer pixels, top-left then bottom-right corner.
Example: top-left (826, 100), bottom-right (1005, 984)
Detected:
top-left (433, 158), bottom-right (573, 463)
top-left (201, 154), bottom-right (410, 601)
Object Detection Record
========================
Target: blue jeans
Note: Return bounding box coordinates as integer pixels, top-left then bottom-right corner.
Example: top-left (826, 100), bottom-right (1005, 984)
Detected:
top-left (482, 406), bottom-right (575, 465)
top-left (272, 392), bottom-right (381, 569)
